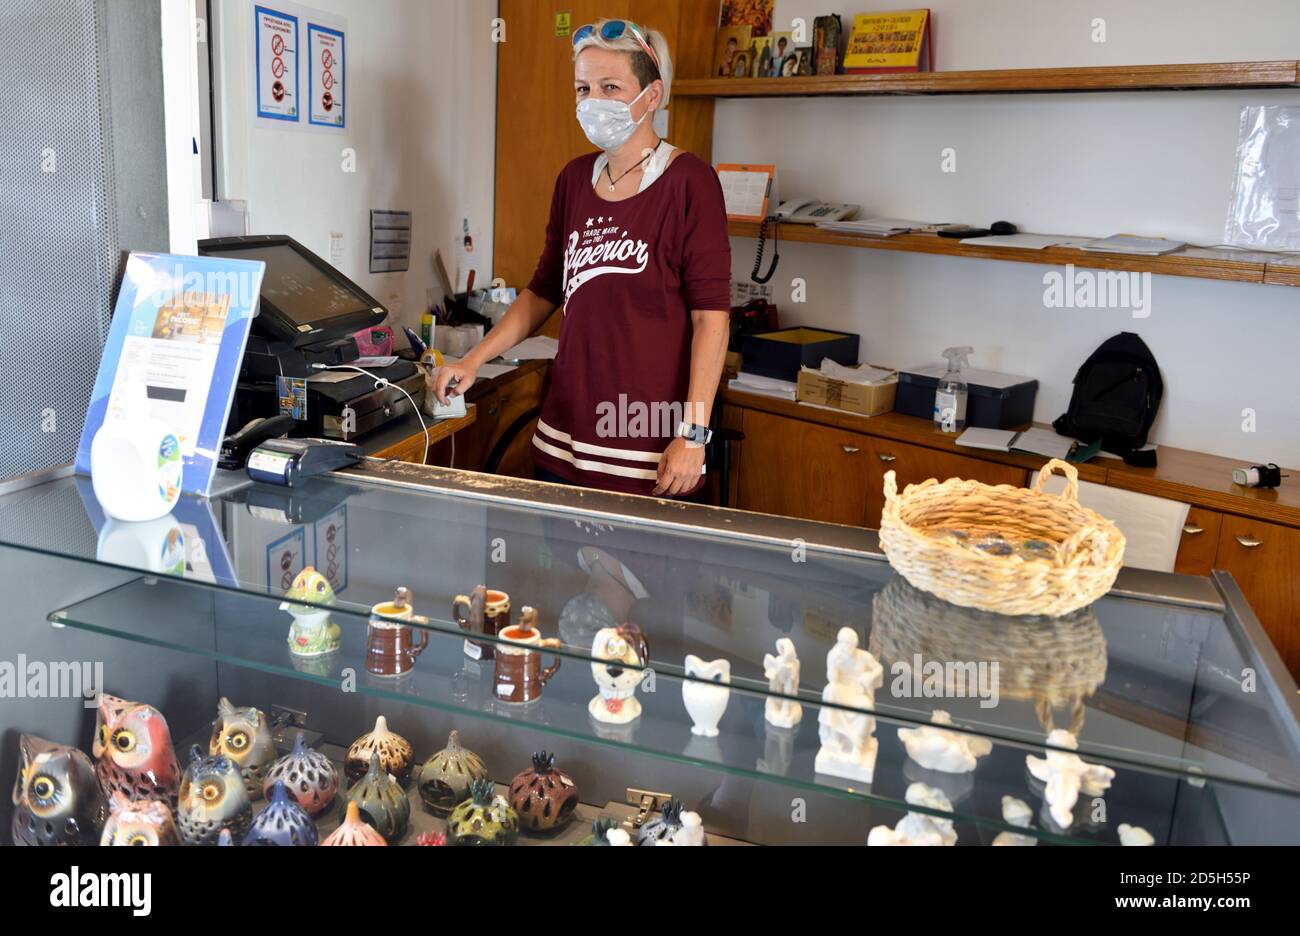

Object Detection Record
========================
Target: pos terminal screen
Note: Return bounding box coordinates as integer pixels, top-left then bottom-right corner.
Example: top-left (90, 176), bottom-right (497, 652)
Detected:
top-left (207, 243), bottom-right (368, 325)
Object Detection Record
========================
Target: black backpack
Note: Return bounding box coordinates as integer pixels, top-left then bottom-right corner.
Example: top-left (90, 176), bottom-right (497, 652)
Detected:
top-left (1053, 332), bottom-right (1163, 467)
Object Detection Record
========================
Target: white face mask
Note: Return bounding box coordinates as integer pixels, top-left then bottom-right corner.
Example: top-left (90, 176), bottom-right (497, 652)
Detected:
top-left (576, 85), bottom-right (651, 152)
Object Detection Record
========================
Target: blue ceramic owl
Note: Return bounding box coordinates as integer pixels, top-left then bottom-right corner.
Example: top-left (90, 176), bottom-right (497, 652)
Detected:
top-left (11, 733), bottom-right (106, 846)
top-left (242, 781), bottom-right (318, 846)
top-left (178, 744), bottom-right (251, 846)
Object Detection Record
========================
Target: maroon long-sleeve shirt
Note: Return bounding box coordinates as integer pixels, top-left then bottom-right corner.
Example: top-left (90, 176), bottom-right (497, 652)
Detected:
top-left (526, 151), bottom-right (732, 495)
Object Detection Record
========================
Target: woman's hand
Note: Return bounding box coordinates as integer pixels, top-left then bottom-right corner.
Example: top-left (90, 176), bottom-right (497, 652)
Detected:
top-left (653, 437), bottom-right (704, 497)
top-left (433, 361), bottom-right (478, 405)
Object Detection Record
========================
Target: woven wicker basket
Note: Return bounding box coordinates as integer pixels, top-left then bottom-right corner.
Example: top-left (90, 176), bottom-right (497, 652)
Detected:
top-left (879, 459), bottom-right (1125, 617)
top-left (869, 576), bottom-right (1106, 735)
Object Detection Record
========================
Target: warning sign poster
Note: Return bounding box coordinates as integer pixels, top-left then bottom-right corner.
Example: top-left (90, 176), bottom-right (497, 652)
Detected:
top-left (255, 5), bottom-right (299, 122)
top-left (308, 23), bottom-right (345, 128)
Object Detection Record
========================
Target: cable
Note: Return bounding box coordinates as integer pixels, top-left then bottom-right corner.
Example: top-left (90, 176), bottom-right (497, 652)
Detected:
top-left (310, 364), bottom-right (430, 465)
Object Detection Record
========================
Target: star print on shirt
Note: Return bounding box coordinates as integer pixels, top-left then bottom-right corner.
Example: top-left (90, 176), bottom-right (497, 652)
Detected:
top-left (585, 218), bottom-right (594, 228)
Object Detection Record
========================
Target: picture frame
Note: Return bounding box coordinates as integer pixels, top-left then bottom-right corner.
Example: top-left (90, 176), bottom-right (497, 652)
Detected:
top-left (713, 25), bottom-right (752, 78)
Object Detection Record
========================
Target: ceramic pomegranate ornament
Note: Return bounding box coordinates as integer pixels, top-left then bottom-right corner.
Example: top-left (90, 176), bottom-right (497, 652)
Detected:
top-left (264, 731), bottom-right (339, 816)
top-left (508, 751), bottom-right (579, 833)
top-left (11, 733), bottom-right (106, 846)
top-left (417, 729), bottom-right (488, 817)
top-left (92, 693), bottom-right (180, 804)
top-left (242, 781), bottom-right (318, 846)
top-left (344, 752), bottom-right (410, 843)
top-left (322, 800), bottom-right (387, 846)
top-left (209, 697), bottom-right (276, 799)
top-left (178, 744), bottom-right (252, 846)
top-left (447, 777), bottom-right (518, 846)
top-left (101, 791), bottom-right (180, 846)
top-left (345, 715), bottom-right (414, 786)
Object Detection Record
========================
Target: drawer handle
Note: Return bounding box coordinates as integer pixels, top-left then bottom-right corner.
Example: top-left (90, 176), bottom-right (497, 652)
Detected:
top-left (1235, 535), bottom-right (1263, 549)
top-left (841, 445), bottom-right (860, 454)
top-left (1182, 524), bottom-right (1204, 535)
top-left (878, 453), bottom-right (897, 463)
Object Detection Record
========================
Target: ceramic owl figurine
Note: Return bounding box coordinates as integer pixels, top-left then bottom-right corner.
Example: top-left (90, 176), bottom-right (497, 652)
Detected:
top-left (209, 697), bottom-right (276, 799)
top-left (92, 694), bottom-right (181, 805)
top-left (100, 791), bottom-right (180, 846)
top-left (177, 744), bottom-right (252, 846)
top-left (282, 567), bottom-right (340, 657)
top-left (11, 733), bottom-right (106, 846)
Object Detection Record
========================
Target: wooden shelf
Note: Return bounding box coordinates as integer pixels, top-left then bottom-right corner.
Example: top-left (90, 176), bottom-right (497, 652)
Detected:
top-left (675, 61), bottom-right (1300, 98)
top-left (727, 220), bottom-right (1300, 287)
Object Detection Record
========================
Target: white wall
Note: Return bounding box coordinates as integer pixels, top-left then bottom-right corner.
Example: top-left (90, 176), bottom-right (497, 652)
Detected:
top-left (213, 0), bottom-right (497, 331)
top-left (715, 0), bottom-right (1300, 467)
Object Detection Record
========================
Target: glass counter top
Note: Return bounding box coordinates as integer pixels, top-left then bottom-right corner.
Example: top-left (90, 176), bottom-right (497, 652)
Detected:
top-left (1, 462), bottom-right (1298, 835)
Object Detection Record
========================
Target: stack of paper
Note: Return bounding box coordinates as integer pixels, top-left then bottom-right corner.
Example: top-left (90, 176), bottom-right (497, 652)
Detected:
top-left (500, 336), bottom-right (559, 361)
top-left (730, 372), bottom-right (797, 400)
top-left (1081, 235), bottom-right (1186, 256)
top-left (817, 218), bottom-right (931, 237)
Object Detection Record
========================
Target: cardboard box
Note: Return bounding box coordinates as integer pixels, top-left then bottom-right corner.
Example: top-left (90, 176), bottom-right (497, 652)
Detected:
top-left (797, 366), bottom-right (898, 416)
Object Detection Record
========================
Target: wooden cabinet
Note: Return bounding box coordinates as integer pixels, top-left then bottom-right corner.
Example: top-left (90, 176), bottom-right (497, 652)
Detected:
top-left (735, 409), bottom-right (873, 525)
top-left (1174, 506), bottom-right (1224, 576)
top-left (861, 439), bottom-right (1026, 528)
top-left (734, 408), bottom-right (1026, 528)
top-left (1216, 516), bottom-right (1300, 676)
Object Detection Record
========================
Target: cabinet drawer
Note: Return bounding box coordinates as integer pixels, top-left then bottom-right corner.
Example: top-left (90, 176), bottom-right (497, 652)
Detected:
top-left (1216, 516), bottom-right (1300, 678)
top-left (863, 440), bottom-right (1026, 528)
top-left (736, 409), bottom-right (871, 526)
top-left (1174, 507), bottom-right (1223, 577)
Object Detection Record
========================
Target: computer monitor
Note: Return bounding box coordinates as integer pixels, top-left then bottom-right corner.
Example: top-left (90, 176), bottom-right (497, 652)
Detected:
top-left (198, 235), bottom-right (385, 346)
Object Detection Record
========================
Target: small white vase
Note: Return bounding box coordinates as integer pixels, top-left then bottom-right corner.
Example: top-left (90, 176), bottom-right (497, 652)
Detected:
top-left (682, 655), bottom-right (731, 737)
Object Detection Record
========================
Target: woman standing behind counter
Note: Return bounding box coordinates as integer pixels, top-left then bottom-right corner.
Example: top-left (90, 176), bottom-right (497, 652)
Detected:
top-left (435, 19), bottom-right (731, 498)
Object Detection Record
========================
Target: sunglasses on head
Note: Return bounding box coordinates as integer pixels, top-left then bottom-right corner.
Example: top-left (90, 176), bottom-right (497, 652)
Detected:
top-left (573, 20), bottom-right (660, 72)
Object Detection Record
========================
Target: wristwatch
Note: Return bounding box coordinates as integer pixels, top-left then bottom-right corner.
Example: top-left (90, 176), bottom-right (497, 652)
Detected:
top-left (676, 422), bottom-right (713, 447)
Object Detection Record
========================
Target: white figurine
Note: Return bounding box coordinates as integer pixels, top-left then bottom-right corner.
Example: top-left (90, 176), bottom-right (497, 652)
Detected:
top-left (898, 710), bottom-right (992, 774)
top-left (1118, 823), bottom-right (1154, 846)
top-left (867, 783), bottom-right (957, 846)
top-left (814, 628), bottom-right (883, 784)
top-left (588, 624), bottom-right (650, 725)
top-left (682, 655), bottom-right (730, 737)
top-left (605, 827), bottom-right (634, 846)
top-left (762, 638), bottom-right (803, 728)
top-left (656, 810), bottom-right (706, 846)
top-left (991, 795), bottom-right (1037, 846)
top-left (1025, 729), bottom-right (1116, 829)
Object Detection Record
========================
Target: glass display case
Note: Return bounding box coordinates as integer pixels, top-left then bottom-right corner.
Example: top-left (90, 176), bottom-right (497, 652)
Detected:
top-left (2, 460), bottom-right (1298, 846)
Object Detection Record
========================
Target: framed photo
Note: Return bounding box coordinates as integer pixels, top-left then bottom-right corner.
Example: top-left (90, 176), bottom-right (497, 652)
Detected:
top-left (719, 0), bottom-right (774, 37)
top-left (732, 50), bottom-right (753, 79)
top-left (813, 14), bottom-right (842, 76)
top-left (713, 25), bottom-right (752, 77)
top-left (752, 37), bottom-right (772, 78)
top-left (767, 32), bottom-right (792, 77)
top-left (792, 46), bottom-right (814, 77)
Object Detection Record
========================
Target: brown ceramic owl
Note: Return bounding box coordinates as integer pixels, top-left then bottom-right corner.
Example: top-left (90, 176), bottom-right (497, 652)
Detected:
top-left (208, 697), bottom-right (276, 799)
top-left (11, 733), bottom-right (106, 846)
top-left (100, 790), bottom-right (180, 846)
top-left (345, 715), bottom-right (414, 786)
top-left (92, 693), bottom-right (181, 804)
top-left (177, 744), bottom-right (251, 846)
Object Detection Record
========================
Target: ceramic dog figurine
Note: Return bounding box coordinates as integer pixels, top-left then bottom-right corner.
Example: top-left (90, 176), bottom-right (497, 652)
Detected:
top-left (588, 624), bottom-right (650, 725)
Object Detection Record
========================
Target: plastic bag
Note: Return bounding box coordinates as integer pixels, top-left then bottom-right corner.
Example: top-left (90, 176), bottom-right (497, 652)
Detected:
top-left (1225, 105), bottom-right (1300, 250)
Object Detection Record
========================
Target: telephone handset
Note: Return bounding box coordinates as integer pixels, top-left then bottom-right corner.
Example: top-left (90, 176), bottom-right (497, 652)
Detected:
top-left (751, 200), bottom-right (861, 283)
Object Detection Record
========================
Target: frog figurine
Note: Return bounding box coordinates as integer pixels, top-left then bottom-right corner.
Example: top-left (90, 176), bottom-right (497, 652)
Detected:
top-left (281, 567), bottom-right (340, 657)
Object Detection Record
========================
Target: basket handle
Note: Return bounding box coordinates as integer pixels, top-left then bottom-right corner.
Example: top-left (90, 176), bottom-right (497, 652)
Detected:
top-left (883, 469), bottom-right (898, 505)
top-left (1033, 458), bottom-right (1079, 504)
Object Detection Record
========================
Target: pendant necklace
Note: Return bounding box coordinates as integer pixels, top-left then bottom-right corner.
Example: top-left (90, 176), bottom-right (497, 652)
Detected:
top-left (605, 146), bottom-right (656, 192)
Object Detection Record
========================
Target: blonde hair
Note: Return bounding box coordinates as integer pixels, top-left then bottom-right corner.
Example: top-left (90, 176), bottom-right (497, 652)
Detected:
top-left (572, 19), bottom-right (673, 105)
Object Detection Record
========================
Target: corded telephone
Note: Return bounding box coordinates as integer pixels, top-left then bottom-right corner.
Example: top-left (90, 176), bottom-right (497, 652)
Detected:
top-left (751, 200), bottom-right (860, 283)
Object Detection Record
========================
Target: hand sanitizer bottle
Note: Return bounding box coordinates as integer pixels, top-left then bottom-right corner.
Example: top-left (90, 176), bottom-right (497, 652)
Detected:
top-left (933, 346), bottom-right (973, 433)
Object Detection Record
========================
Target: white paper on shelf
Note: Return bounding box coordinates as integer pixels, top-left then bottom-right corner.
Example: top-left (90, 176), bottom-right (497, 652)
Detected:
top-left (1081, 235), bottom-right (1186, 255)
top-left (955, 428), bottom-right (1018, 451)
top-left (500, 336), bottom-right (559, 361)
top-left (960, 233), bottom-right (1073, 250)
top-left (730, 373), bottom-right (797, 400)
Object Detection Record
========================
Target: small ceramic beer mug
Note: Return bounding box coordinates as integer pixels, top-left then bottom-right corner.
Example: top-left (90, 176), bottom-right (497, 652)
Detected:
top-left (452, 585), bottom-right (511, 660)
top-left (367, 586), bottom-right (428, 677)
top-left (493, 607), bottom-right (561, 704)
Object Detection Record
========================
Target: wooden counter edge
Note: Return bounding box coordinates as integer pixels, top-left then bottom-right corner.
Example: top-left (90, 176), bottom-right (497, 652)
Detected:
top-left (722, 387), bottom-right (1300, 529)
